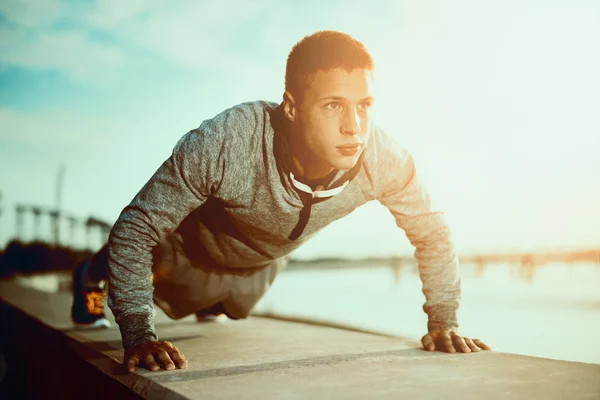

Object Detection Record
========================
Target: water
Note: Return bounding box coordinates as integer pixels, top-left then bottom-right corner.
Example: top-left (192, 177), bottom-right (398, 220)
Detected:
top-left (254, 262), bottom-right (600, 365)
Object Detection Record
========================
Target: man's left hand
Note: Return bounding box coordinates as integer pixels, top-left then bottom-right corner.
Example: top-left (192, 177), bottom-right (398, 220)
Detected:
top-left (421, 329), bottom-right (491, 353)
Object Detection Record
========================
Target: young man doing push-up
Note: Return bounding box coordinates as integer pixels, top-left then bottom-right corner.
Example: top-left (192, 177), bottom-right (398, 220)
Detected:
top-left (71, 30), bottom-right (490, 373)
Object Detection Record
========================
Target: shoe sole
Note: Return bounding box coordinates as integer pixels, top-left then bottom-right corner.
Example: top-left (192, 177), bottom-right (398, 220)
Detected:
top-left (196, 314), bottom-right (227, 323)
top-left (73, 318), bottom-right (111, 329)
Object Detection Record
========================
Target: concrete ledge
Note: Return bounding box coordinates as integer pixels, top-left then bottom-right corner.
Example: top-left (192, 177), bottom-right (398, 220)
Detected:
top-left (1, 276), bottom-right (599, 399)
top-left (0, 287), bottom-right (178, 399)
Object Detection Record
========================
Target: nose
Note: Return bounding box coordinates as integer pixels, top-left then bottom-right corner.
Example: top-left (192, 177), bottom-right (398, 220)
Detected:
top-left (341, 107), bottom-right (361, 136)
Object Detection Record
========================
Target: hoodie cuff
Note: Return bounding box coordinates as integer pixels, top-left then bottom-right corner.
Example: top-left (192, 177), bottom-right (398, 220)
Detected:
top-left (425, 304), bottom-right (459, 332)
top-left (116, 313), bottom-right (158, 351)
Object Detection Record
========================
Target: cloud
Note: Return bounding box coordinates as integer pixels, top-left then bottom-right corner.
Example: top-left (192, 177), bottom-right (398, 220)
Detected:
top-left (0, 0), bottom-right (287, 85)
top-left (0, 28), bottom-right (125, 84)
top-left (0, 0), bottom-right (127, 85)
top-left (84, 0), bottom-right (163, 30)
top-left (0, 107), bottom-right (117, 151)
top-left (85, 0), bottom-right (279, 70)
top-left (0, 0), bottom-right (400, 87)
top-left (0, 0), bottom-right (65, 28)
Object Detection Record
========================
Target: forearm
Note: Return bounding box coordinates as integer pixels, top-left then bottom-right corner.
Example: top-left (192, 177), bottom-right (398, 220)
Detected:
top-left (418, 226), bottom-right (461, 332)
top-left (401, 209), bottom-right (461, 330)
top-left (107, 213), bottom-right (161, 350)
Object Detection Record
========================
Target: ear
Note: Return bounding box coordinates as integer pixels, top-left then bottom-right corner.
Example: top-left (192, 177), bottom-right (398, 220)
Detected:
top-left (282, 91), bottom-right (296, 122)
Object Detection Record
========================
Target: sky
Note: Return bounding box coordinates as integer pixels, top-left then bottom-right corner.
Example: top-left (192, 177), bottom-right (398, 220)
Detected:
top-left (0, 0), bottom-right (599, 259)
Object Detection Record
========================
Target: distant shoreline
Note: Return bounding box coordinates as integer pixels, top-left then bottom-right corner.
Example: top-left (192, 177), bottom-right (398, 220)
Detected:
top-left (1, 240), bottom-right (598, 277)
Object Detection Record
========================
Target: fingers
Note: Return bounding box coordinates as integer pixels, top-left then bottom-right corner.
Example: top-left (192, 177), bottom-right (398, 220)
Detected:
top-left (170, 346), bottom-right (188, 369)
top-left (157, 350), bottom-right (176, 371)
top-left (422, 330), bottom-right (491, 354)
top-left (421, 334), bottom-right (435, 351)
top-left (451, 333), bottom-right (471, 353)
top-left (473, 339), bottom-right (491, 351)
top-left (126, 354), bottom-right (141, 373)
top-left (125, 341), bottom-right (188, 372)
top-left (464, 337), bottom-right (480, 352)
top-left (421, 332), bottom-right (456, 353)
top-left (442, 331), bottom-right (456, 353)
top-left (144, 353), bottom-right (161, 371)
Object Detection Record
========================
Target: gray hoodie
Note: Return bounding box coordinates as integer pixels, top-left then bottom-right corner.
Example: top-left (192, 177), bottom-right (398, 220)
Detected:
top-left (107, 101), bottom-right (461, 350)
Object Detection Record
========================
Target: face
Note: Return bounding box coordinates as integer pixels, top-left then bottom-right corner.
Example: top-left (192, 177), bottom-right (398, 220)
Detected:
top-left (285, 68), bottom-right (374, 180)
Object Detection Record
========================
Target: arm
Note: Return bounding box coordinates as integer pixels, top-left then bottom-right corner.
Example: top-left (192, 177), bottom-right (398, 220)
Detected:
top-left (107, 128), bottom-right (223, 351)
top-left (375, 138), bottom-right (460, 332)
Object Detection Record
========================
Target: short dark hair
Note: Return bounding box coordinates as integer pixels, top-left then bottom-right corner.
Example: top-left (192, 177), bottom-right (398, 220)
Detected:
top-left (285, 30), bottom-right (374, 99)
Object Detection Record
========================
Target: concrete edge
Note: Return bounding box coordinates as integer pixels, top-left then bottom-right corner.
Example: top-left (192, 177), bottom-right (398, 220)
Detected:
top-left (0, 296), bottom-right (189, 400)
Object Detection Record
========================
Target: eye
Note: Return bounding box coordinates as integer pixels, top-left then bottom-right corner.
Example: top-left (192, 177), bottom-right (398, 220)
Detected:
top-left (325, 102), bottom-right (342, 110)
top-left (357, 102), bottom-right (372, 110)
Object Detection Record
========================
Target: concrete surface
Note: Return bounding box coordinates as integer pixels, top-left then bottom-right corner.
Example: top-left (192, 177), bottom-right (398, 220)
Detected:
top-left (0, 275), bottom-right (599, 399)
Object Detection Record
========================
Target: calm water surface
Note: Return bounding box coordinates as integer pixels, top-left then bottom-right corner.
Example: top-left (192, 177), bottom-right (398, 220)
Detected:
top-left (255, 262), bottom-right (600, 365)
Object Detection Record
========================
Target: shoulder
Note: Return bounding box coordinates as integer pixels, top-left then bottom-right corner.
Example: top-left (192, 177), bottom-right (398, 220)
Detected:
top-left (199, 100), bottom-right (279, 137)
top-left (175, 100), bottom-right (278, 156)
top-left (362, 123), bottom-right (415, 195)
top-left (174, 101), bottom-right (278, 197)
top-left (364, 124), bottom-right (413, 170)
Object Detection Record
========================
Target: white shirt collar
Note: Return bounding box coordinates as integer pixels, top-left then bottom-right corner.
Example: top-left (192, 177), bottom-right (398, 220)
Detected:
top-left (289, 172), bottom-right (349, 199)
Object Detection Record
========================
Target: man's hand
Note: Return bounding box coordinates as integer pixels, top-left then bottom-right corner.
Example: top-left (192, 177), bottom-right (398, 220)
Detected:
top-left (421, 329), bottom-right (491, 353)
top-left (125, 340), bottom-right (188, 372)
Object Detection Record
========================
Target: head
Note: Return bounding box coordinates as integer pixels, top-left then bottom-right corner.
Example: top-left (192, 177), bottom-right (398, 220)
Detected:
top-left (283, 30), bottom-right (375, 180)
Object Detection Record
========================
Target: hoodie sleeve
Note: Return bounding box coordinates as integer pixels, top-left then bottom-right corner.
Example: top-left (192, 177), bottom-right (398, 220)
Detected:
top-left (374, 131), bottom-right (461, 332)
top-left (107, 127), bottom-right (224, 350)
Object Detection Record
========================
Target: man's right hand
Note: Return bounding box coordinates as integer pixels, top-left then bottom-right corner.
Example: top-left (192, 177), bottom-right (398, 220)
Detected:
top-left (125, 340), bottom-right (188, 372)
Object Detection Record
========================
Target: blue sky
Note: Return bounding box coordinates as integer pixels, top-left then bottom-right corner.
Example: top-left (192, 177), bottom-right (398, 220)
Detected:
top-left (1, 0), bottom-right (599, 258)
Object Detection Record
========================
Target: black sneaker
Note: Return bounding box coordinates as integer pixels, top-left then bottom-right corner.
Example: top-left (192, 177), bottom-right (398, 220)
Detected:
top-left (71, 260), bottom-right (111, 329)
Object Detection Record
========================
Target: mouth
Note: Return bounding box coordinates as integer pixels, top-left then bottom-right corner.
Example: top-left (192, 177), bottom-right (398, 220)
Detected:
top-left (336, 143), bottom-right (362, 156)
top-left (337, 143), bottom-right (362, 149)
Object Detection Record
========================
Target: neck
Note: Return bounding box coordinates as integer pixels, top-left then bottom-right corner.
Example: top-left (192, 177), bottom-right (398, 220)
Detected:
top-left (290, 156), bottom-right (333, 183)
top-left (289, 132), bottom-right (333, 182)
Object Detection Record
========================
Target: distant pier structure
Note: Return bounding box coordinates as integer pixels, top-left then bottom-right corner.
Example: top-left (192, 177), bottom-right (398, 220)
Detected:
top-left (14, 203), bottom-right (111, 250)
top-left (463, 250), bottom-right (600, 281)
top-left (383, 249), bottom-right (600, 284)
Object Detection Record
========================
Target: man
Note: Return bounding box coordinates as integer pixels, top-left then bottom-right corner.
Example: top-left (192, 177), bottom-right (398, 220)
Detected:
top-left (71, 30), bottom-right (490, 373)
